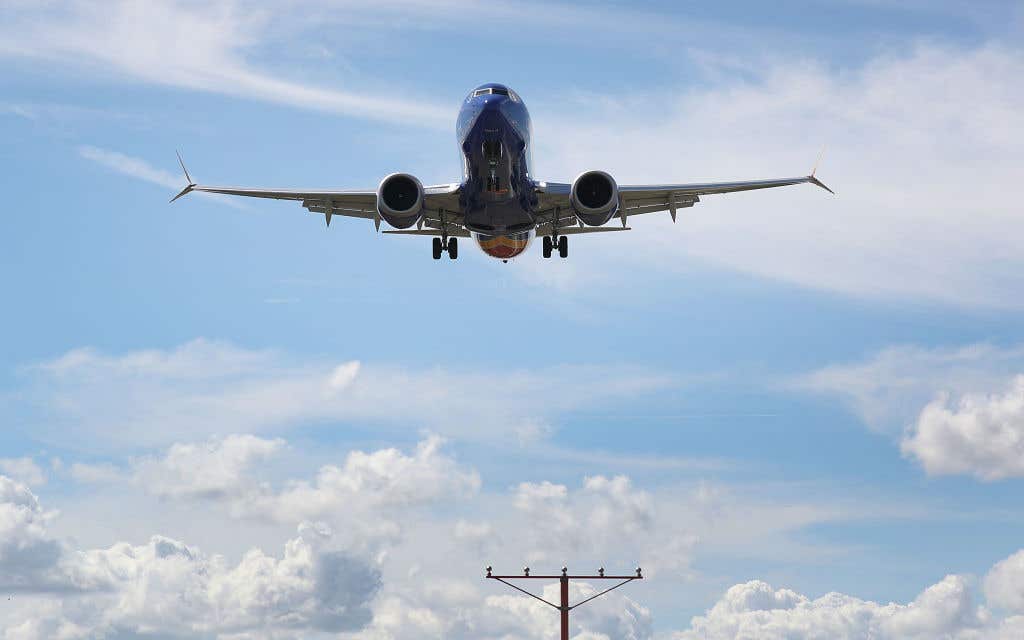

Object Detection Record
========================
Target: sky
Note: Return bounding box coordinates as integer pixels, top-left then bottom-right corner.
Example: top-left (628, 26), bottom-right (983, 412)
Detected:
top-left (1, 0), bottom-right (1024, 638)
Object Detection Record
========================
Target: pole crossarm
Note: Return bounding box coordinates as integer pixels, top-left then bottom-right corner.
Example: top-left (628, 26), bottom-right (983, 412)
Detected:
top-left (485, 566), bottom-right (645, 640)
top-left (489, 577), bottom-right (561, 610)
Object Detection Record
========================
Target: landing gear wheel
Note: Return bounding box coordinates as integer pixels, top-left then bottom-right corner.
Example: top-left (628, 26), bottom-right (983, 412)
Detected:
top-left (432, 237), bottom-right (443, 260)
top-left (558, 235), bottom-right (568, 258)
top-left (542, 236), bottom-right (553, 258)
top-left (447, 237), bottom-right (458, 260)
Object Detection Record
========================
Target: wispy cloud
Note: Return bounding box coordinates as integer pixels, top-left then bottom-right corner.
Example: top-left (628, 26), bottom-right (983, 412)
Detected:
top-left (77, 145), bottom-right (244, 208)
top-left (22, 339), bottom-right (677, 449)
top-left (509, 44), bottom-right (1024, 308)
top-left (0, 1), bottom-right (451, 129)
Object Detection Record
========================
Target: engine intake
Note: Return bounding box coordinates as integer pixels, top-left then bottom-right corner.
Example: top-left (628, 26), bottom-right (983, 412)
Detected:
top-left (377, 173), bottom-right (425, 229)
top-left (570, 170), bottom-right (619, 226)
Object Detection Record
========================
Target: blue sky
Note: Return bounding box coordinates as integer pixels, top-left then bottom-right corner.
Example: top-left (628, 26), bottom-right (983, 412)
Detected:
top-left (2, 1), bottom-right (1024, 638)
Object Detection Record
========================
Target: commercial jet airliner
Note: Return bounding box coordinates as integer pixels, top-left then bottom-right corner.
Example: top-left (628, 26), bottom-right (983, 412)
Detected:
top-left (172, 83), bottom-right (832, 261)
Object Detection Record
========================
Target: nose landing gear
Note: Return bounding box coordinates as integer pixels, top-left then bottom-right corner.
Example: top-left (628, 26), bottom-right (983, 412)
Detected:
top-left (542, 235), bottom-right (568, 259)
top-left (432, 237), bottom-right (458, 260)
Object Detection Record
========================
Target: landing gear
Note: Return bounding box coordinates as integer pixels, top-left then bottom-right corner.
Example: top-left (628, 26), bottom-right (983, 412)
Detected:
top-left (432, 236), bottom-right (458, 260)
top-left (542, 235), bottom-right (568, 259)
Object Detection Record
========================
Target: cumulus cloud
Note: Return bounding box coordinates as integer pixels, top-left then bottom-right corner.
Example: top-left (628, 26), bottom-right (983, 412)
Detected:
top-left (674, 574), bottom-right (985, 640)
top-left (22, 339), bottom-right (672, 447)
top-left (984, 549), bottom-right (1024, 613)
top-left (0, 476), bottom-right (64, 592)
top-left (135, 433), bottom-right (285, 500)
top-left (124, 434), bottom-right (480, 553)
top-left (511, 475), bottom-right (694, 574)
top-left (0, 477), bottom-right (381, 638)
top-left (902, 376), bottom-right (1024, 480)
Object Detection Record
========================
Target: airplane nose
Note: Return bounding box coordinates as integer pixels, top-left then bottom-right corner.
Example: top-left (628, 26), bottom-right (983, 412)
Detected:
top-left (480, 95), bottom-right (507, 111)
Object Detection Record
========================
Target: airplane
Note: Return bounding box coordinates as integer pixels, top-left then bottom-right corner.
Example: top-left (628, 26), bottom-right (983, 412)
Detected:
top-left (172, 82), bottom-right (832, 262)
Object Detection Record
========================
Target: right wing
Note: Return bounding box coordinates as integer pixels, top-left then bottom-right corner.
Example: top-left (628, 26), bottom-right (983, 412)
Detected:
top-left (170, 153), bottom-right (462, 229)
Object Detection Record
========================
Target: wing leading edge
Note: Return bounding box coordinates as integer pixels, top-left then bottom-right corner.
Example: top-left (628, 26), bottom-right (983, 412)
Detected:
top-left (535, 171), bottom-right (833, 226)
top-left (170, 153), bottom-right (461, 227)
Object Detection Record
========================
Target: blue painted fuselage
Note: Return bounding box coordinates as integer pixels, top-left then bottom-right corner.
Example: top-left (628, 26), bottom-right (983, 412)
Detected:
top-left (456, 84), bottom-right (538, 257)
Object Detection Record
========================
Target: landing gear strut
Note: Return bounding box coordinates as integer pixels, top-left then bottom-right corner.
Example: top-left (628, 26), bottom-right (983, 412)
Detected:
top-left (542, 235), bottom-right (568, 259)
top-left (432, 237), bottom-right (458, 260)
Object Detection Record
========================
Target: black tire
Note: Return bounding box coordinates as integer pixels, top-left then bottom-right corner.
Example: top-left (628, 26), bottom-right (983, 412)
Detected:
top-left (542, 236), bottom-right (552, 258)
top-left (432, 237), bottom-right (443, 260)
top-left (558, 235), bottom-right (568, 258)
top-left (448, 237), bottom-right (458, 260)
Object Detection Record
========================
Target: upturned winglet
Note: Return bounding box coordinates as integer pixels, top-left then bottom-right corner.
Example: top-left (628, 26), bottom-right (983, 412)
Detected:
top-left (170, 150), bottom-right (197, 203)
top-left (808, 146), bottom-right (835, 195)
top-left (808, 174), bottom-right (835, 195)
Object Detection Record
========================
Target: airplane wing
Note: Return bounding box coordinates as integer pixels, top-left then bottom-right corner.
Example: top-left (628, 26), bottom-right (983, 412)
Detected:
top-left (170, 153), bottom-right (462, 228)
top-left (533, 173), bottom-right (833, 233)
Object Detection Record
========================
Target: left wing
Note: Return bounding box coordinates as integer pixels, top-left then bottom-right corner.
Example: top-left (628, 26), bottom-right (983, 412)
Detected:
top-left (534, 173), bottom-right (833, 230)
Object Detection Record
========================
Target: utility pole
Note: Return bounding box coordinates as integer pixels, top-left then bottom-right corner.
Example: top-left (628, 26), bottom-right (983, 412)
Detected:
top-left (486, 566), bottom-right (644, 640)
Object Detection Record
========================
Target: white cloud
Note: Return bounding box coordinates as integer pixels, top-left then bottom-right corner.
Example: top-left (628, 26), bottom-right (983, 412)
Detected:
top-left (67, 462), bottom-right (124, 484)
top-left (23, 339), bottom-right (673, 447)
top-left (902, 375), bottom-right (1024, 480)
top-left (795, 343), bottom-right (1024, 433)
top-left (984, 549), bottom-right (1024, 614)
top-left (0, 438), bottom-right (947, 639)
top-left (674, 574), bottom-right (985, 640)
top-left (123, 434), bottom-right (479, 554)
top-left (0, 476), bottom-right (64, 592)
top-left (796, 343), bottom-right (1024, 479)
top-left (531, 44), bottom-right (1024, 307)
top-left (0, 0), bottom-right (451, 128)
top-left (77, 145), bottom-right (246, 208)
top-left (0, 476), bottom-right (381, 638)
top-left (134, 433), bottom-right (284, 500)
top-left (511, 475), bottom-right (694, 575)
top-left (0, 458), bottom-right (45, 486)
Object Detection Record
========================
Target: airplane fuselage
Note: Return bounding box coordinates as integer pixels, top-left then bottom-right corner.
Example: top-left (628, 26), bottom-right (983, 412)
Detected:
top-left (456, 84), bottom-right (537, 259)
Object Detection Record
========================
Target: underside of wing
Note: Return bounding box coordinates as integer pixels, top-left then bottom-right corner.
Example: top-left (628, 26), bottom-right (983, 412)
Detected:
top-left (170, 153), bottom-right (463, 228)
top-left (534, 172), bottom-right (833, 227)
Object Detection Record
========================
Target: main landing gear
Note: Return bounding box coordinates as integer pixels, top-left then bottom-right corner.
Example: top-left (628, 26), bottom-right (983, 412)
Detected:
top-left (432, 237), bottom-right (458, 260)
top-left (542, 235), bottom-right (568, 259)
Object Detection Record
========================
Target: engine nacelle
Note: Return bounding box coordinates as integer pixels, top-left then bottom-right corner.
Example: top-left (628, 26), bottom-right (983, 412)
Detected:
top-left (377, 173), bottom-right (425, 229)
top-left (570, 170), bottom-right (619, 226)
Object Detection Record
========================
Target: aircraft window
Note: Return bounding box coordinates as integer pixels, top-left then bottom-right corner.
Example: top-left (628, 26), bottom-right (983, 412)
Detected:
top-left (473, 89), bottom-right (490, 97)
top-left (491, 88), bottom-right (509, 96)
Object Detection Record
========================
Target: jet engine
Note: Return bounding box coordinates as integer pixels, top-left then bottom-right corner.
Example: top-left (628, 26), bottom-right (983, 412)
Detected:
top-left (570, 170), bottom-right (619, 226)
top-left (377, 173), bottom-right (425, 229)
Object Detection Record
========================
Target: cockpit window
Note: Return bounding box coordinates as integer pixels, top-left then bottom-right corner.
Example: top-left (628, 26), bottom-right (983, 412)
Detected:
top-left (472, 87), bottom-right (510, 97)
